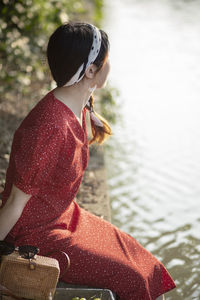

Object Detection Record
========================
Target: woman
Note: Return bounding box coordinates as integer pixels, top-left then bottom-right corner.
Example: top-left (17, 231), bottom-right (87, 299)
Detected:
top-left (0, 21), bottom-right (176, 299)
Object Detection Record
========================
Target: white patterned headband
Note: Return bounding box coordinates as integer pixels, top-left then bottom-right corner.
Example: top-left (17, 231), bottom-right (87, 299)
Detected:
top-left (63, 24), bottom-right (102, 87)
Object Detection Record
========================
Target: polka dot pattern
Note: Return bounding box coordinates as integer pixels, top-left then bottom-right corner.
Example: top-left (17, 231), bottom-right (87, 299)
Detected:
top-left (64, 24), bottom-right (102, 87)
top-left (2, 91), bottom-right (176, 300)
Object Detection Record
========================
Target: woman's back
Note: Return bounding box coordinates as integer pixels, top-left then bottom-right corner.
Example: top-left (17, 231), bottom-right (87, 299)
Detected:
top-left (1, 90), bottom-right (89, 242)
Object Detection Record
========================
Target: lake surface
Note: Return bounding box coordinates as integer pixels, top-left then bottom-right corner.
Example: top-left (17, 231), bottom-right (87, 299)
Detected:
top-left (102, 0), bottom-right (200, 299)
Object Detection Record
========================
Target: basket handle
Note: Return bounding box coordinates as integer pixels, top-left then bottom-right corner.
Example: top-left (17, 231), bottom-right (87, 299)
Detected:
top-left (45, 250), bottom-right (70, 279)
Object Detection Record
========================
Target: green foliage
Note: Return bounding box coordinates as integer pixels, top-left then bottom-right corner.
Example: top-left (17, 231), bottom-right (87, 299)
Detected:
top-left (0, 0), bottom-right (119, 127)
top-left (0, 0), bottom-right (96, 100)
top-left (99, 82), bottom-right (121, 125)
top-left (92, 0), bottom-right (104, 26)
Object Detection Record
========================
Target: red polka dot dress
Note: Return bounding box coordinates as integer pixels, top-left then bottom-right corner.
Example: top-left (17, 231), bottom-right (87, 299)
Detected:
top-left (2, 90), bottom-right (176, 300)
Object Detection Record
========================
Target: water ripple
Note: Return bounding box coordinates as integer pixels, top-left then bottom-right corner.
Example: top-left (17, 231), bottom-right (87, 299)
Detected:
top-left (104, 0), bottom-right (200, 298)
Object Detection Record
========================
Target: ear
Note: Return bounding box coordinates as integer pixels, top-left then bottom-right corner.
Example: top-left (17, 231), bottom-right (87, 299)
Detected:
top-left (85, 64), bottom-right (98, 80)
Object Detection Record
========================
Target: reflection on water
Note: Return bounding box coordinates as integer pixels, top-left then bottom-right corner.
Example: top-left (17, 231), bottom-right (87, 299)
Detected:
top-left (103, 0), bottom-right (200, 299)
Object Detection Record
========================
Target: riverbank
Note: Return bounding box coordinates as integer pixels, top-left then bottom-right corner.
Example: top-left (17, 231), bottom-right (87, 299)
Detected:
top-left (76, 142), bottom-right (111, 222)
top-left (75, 96), bottom-right (112, 222)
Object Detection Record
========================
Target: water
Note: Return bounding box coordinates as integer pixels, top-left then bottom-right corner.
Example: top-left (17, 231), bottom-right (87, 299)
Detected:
top-left (102, 0), bottom-right (200, 299)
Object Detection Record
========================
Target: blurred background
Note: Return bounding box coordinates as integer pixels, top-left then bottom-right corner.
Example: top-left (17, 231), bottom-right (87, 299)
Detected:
top-left (0, 0), bottom-right (200, 299)
top-left (103, 0), bottom-right (200, 299)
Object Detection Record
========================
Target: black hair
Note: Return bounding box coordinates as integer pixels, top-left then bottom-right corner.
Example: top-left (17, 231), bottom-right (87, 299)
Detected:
top-left (46, 21), bottom-right (111, 145)
top-left (47, 21), bottom-right (110, 87)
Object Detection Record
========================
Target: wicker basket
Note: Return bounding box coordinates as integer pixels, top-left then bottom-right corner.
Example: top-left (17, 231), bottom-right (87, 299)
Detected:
top-left (0, 250), bottom-right (60, 300)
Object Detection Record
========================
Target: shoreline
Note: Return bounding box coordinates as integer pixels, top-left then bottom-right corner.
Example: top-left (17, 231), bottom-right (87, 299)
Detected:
top-left (75, 96), bottom-right (112, 223)
top-left (76, 142), bottom-right (111, 223)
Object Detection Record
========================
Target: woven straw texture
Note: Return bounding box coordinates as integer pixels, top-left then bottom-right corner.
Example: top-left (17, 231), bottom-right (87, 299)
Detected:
top-left (0, 251), bottom-right (60, 300)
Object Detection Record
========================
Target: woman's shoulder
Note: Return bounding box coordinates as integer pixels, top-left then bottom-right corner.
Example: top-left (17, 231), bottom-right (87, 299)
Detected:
top-left (14, 90), bottom-right (88, 146)
top-left (16, 90), bottom-right (71, 133)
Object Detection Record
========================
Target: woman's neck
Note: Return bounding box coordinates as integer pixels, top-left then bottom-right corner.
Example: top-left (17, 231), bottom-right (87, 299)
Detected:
top-left (52, 81), bottom-right (93, 120)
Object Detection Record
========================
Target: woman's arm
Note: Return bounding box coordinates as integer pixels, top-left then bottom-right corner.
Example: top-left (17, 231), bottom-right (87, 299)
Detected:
top-left (0, 184), bottom-right (32, 240)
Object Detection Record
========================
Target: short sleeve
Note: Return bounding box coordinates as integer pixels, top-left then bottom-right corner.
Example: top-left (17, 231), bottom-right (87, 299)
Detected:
top-left (12, 125), bottom-right (64, 196)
